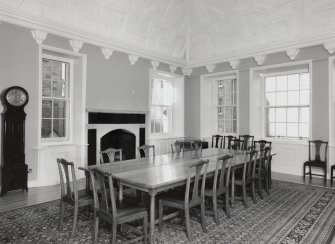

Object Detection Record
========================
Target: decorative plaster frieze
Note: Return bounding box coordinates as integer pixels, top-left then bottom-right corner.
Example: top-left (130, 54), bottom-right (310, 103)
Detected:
top-left (205, 64), bottom-right (216, 73)
top-left (286, 48), bottom-right (299, 60)
top-left (182, 67), bottom-right (192, 76)
top-left (169, 65), bottom-right (177, 73)
top-left (31, 29), bottom-right (47, 45)
top-left (254, 55), bottom-right (266, 65)
top-left (69, 39), bottom-right (83, 53)
top-left (229, 60), bottom-right (240, 70)
top-left (151, 60), bottom-right (160, 70)
top-left (324, 42), bottom-right (335, 54)
top-left (101, 48), bottom-right (114, 60)
top-left (128, 55), bottom-right (139, 65)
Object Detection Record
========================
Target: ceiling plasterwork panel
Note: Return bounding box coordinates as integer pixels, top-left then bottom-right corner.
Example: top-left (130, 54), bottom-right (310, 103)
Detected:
top-left (0, 0), bottom-right (187, 59)
top-left (189, 0), bottom-right (335, 63)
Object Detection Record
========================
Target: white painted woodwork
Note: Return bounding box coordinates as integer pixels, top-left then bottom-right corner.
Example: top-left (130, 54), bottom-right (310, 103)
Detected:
top-left (69, 39), bottom-right (83, 53)
top-left (151, 60), bottom-right (160, 70)
top-left (182, 67), bottom-right (192, 76)
top-left (205, 64), bottom-right (216, 73)
top-left (128, 54), bottom-right (139, 65)
top-left (324, 42), bottom-right (335, 54)
top-left (286, 48), bottom-right (299, 60)
top-left (169, 65), bottom-right (177, 73)
top-left (229, 60), bottom-right (240, 70)
top-left (101, 47), bottom-right (114, 60)
top-left (254, 55), bottom-right (266, 65)
top-left (31, 29), bottom-right (47, 44)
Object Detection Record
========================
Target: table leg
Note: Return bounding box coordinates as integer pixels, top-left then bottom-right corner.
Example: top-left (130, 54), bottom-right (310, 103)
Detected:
top-left (231, 168), bottom-right (235, 207)
top-left (149, 192), bottom-right (156, 243)
top-left (118, 183), bottom-right (123, 204)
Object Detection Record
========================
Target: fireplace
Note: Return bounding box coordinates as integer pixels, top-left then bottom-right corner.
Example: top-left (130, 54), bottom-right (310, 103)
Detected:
top-left (87, 111), bottom-right (146, 165)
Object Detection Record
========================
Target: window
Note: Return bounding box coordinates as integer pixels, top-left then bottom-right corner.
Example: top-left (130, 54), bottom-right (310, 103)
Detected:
top-left (149, 70), bottom-right (184, 138)
top-left (264, 72), bottom-right (310, 139)
top-left (41, 56), bottom-right (72, 142)
top-left (216, 78), bottom-right (237, 133)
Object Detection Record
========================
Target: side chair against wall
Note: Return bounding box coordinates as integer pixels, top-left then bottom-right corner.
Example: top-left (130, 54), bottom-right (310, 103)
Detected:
top-left (171, 141), bottom-right (183, 154)
top-left (231, 150), bottom-right (258, 208)
top-left (204, 154), bottom-right (232, 224)
top-left (99, 148), bottom-right (123, 164)
top-left (223, 135), bottom-right (236, 149)
top-left (254, 147), bottom-right (272, 199)
top-left (138, 144), bottom-right (155, 158)
top-left (158, 160), bottom-right (209, 241)
top-left (238, 135), bottom-right (254, 150)
top-left (191, 140), bottom-right (203, 150)
top-left (90, 168), bottom-right (148, 244)
top-left (253, 140), bottom-right (272, 150)
top-left (212, 135), bottom-right (223, 148)
top-left (57, 158), bottom-right (93, 239)
top-left (303, 140), bottom-right (328, 183)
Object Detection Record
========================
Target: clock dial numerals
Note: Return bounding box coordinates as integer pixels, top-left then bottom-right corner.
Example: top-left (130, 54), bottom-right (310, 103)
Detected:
top-left (6, 89), bottom-right (27, 106)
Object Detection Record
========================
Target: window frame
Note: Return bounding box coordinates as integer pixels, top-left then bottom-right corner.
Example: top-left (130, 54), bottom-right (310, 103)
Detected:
top-left (249, 60), bottom-right (312, 143)
top-left (149, 69), bottom-right (183, 139)
top-left (40, 53), bottom-right (74, 145)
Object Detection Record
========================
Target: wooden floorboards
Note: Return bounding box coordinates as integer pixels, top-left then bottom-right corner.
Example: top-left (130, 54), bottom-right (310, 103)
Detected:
top-left (0, 173), bottom-right (333, 213)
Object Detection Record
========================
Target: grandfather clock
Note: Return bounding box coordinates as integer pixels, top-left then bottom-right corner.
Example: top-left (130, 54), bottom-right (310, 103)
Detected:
top-left (0, 86), bottom-right (29, 196)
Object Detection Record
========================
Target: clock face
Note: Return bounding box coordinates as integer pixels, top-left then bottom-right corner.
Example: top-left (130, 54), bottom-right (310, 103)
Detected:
top-left (6, 88), bottom-right (27, 106)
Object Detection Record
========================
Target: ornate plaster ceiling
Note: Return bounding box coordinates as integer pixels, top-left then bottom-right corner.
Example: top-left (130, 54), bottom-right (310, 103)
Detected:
top-left (1, 0), bottom-right (335, 67)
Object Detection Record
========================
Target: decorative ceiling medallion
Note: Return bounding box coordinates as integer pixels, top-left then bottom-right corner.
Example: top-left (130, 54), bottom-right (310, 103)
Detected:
top-left (31, 29), bottom-right (48, 45)
top-left (69, 39), bottom-right (83, 53)
top-left (229, 60), bottom-right (240, 70)
top-left (101, 48), bottom-right (114, 60)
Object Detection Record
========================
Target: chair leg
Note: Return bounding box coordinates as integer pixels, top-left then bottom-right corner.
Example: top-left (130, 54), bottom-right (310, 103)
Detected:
top-left (242, 180), bottom-right (248, 208)
top-left (158, 201), bottom-right (163, 232)
top-left (200, 201), bottom-right (207, 232)
top-left (225, 191), bottom-right (231, 218)
top-left (184, 208), bottom-right (192, 241)
top-left (93, 216), bottom-right (99, 244)
top-left (251, 181), bottom-right (257, 204)
top-left (258, 176), bottom-right (264, 199)
top-left (324, 167), bottom-right (327, 184)
top-left (58, 200), bottom-right (65, 229)
top-left (71, 204), bottom-right (78, 238)
top-left (303, 164), bottom-right (306, 182)
top-left (212, 195), bottom-right (219, 225)
top-left (265, 171), bottom-right (270, 195)
top-left (143, 215), bottom-right (148, 244)
top-left (111, 222), bottom-right (117, 244)
top-left (331, 168), bottom-right (334, 187)
top-left (309, 166), bottom-right (312, 178)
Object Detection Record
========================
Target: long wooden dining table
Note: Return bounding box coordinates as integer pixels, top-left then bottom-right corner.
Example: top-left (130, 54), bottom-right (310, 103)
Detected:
top-left (89, 148), bottom-right (260, 243)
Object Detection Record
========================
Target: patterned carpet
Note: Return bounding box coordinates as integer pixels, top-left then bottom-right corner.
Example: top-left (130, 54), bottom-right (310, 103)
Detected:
top-left (0, 180), bottom-right (335, 244)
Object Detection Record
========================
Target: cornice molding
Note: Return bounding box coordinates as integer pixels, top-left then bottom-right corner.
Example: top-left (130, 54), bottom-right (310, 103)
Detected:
top-left (229, 60), bottom-right (240, 70)
top-left (69, 39), bottom-right (83, 53)
top-left (182, 67), bottom-right (192, 76)
top-left (31, 29), bottom-right (47, 45)
top-left (205, 64), bottom-right (216, 73)
top-left (151, 60), bottom-right (160, 70)
top-left (324, 42), bottom-right (335, 54)
top-left (169, 65), bottom-right (177, 73)
top-left (286, 48), bottom-right (299, 60)
top-left (101, 48), bottom-right (114, 60)
top-left (254, 55), bottom-right (266, 65)
top-left (128, 55), bottom-right (139, 65)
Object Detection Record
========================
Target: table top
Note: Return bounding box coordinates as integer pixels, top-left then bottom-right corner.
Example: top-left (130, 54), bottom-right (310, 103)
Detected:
top-left (90, 148), bottom-right (250, 189)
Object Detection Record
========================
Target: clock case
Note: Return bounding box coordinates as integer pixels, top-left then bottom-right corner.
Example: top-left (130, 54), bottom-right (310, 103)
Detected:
top-left (0, 86), bottom-right (29, 196)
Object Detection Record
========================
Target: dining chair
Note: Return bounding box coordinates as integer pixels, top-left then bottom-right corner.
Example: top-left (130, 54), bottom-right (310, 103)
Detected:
top-left (253, 140), bottom-right (272, 150)
top-left (191, 140), bottom-right (203, 150)
top-left (303, 140), bottom-right (328, 183)
top-left (331, 164), bottom-right (335, 186)
top-left (158, 159), bottom-right (209, 241)
top-left (238, 135), bottom-right (254, 150)
top-left (223, 135), bottom-right (236, 149)
top-left (212, 135), bottom-right (223, 148)
top-left (171, 141), bottom-right (183, 154)
top-left (57, 158), bottom-right (93, 238)
top-left (99, 148), bottom-right (123, 164)
top-left (232, 150), bottom-right (258, 207)
top-left (90, 168), bottom-right (148, 244)
top-left (231, 138), bottom-right (242, 150)
top-left (255, 147), bottom-right (272, 199)
top-left (204, 154), bottom-right (232, 224)
top-left (138, 144), bottom-right (155, 158)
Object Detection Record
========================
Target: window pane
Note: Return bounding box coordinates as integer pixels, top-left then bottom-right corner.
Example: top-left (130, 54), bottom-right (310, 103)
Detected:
top-left (162, 119), bottom-right (169, 133)
top-left (299, 123), bottom-right (309, 138)
top-left (266, 108), bottom-right (276, 123)
top-left (224, 120), bottom-right (232, 133)
top-left (151, 120), bottom-right (155, 133)
top-left (299, 107), bottom-right (309, 123)
top-left (42, 59), bottom-right (52, 79)
top-left (224, 80), bottom-right (233, 93)
top-left (217, 107), bottom-right (224, 119)
top-left (300, 73), bottom-right (310, 90)
top-left (218, 125), bottom-right (224, 133)
top-left (41, 119), bottom-right (51, 138)
top-left (276, 76), bottom-right (287, 91)
top-left (52, 80), bottom-right (66, 98)
top-left (288, 74), bottom-right (299, 90)
top-left (287, 91), bottom-right (299, 105)
top-left (265, 77), bottom-right (276, 92)
top-left (225, 107), bottom-right (232, 119)
top-left (300, 90), bottom-right (309, 105)
top-left (42, 100), bottom-right (52, 118)
top-left (276, 108), bottom-right (286, 122)
top-left (233, 107), bottom-right (237, 119)
top-left (53, 100), bottom-right (66, 118)
top-left (265, 92), bottom-right (276, 106)
top-left (53, 119), bottom-right (66, 137)
top-left (152, 79), bottom-right (173, 105)
top-left (233, 120), bottom-right (237, 133)
top-left (276, 123), bottom-right (287, 136)
top-left (226, 92), bottom-right (232, 105)
top-left (218, 97), bottom-right (224, 106)
top-left (42, 80), bottom-right (51, 97)
top-left (287, 107), bottom-right (298, 122)
top-left (287, 123), bottom-right (298, 137)
top-left (277, 92), bottom-right (287, 106)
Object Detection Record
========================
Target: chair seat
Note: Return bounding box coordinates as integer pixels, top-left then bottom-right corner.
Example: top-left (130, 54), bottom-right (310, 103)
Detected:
top-left (63, 189), bottom-right (93, 206)
top-left (159, 190), bottom-right (201, 209)
top-left (304, 160), bottom-right (327, 167)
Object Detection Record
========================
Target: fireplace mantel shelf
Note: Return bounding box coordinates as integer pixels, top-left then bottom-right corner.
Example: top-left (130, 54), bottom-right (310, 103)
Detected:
top-left (86, 108), bottom-right (149, 114)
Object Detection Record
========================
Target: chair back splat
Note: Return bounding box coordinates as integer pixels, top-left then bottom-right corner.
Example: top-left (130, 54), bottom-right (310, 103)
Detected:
top-left (253, 140), bottom-right (272, 150)
top-left (309, 140), bottom-right (328, 162)
top-left (57, 158), bottom-right (78, 204)
top-left (99, 148), bottom-right (123, 164)
top-left (238, 135), bottom-right (254, 150)
top-left (138, 144), bottom-right (155, 158)
top-left (223, 135), bottom-right (236, 149)
top-left (212, 135), bottom-right (223, 148)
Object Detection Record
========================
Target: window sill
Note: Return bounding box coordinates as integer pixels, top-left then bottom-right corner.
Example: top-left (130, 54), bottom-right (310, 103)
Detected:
top-left (34, 143), bottom-right (88, 150)
top-left (264, 137), bottom-right (309, 145)
top-left (148, 135), bottom-right (185, 141)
